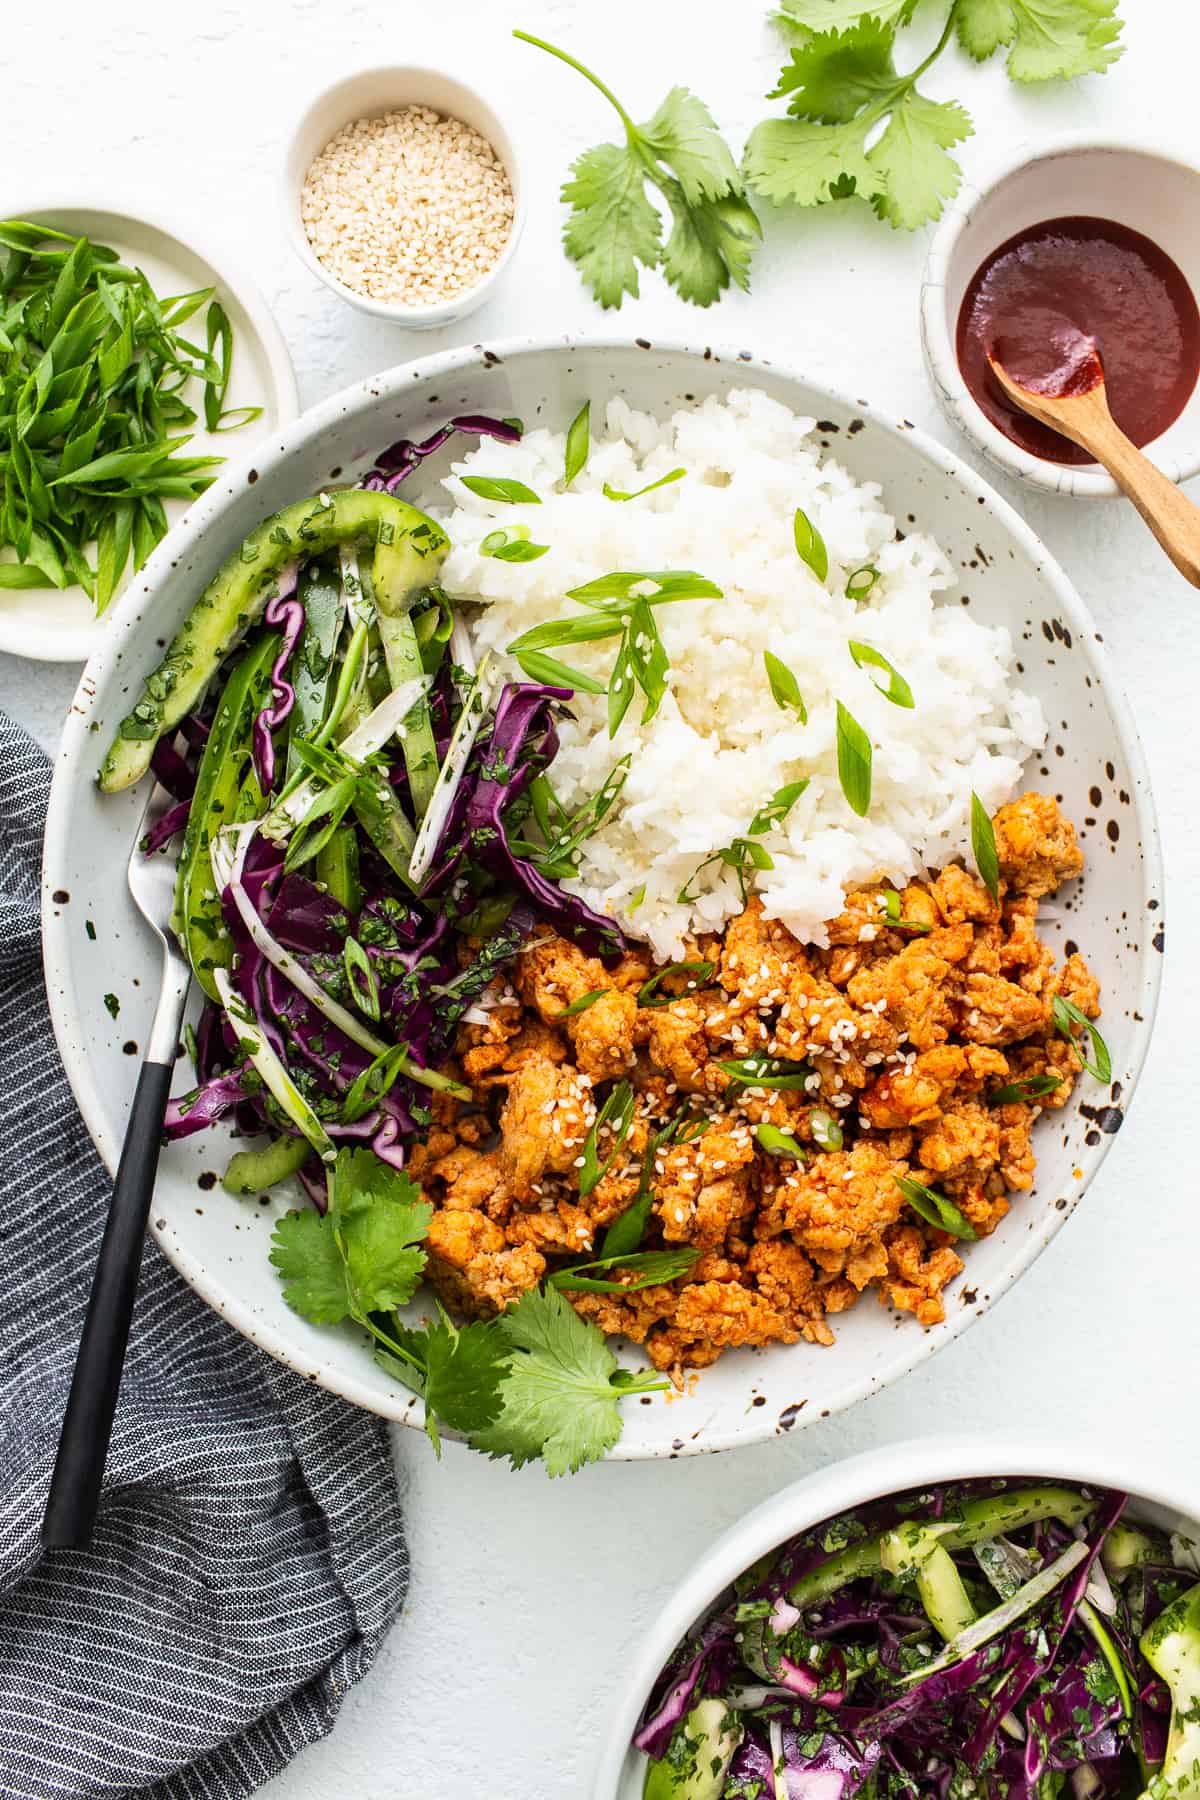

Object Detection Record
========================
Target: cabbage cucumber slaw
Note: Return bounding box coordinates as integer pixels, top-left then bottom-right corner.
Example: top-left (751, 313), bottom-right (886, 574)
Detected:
top-left (635, 1477), bottom-right (1200, 1800)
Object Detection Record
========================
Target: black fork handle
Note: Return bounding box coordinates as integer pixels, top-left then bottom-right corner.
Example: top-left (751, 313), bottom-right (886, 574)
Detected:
top-left (42, 1056), bottom-right (174, 1550)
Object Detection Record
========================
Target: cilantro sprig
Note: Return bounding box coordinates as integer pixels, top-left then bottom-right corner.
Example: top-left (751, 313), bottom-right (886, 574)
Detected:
top-left (271, 1147), bottom-right (668, 1471)
top-left (514, 30), bottom-right (761, 308)
top-left (747, 1), bottom-right (1123, 232)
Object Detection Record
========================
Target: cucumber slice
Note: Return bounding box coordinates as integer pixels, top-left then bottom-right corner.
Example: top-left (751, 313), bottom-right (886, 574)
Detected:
top-left (100, 489), bottom-right (448, 792)
top-left (643, 1699), bottom-right (742, 1800)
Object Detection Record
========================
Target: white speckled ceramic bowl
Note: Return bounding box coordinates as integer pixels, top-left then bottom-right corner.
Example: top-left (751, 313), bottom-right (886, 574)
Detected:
top-left (41, 337), bottom-right (1162, 1457)
top-left (283, 64), bottom-right (526, 328)
top-left (921, 135), bottom-right (1200, 498)
top-left (593, 1437), bottom-right (1200, 1797)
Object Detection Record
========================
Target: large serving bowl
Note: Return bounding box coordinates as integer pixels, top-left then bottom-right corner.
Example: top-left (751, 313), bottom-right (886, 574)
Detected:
top-left (593, 1437), bottom-right (1200, 1796)
top-left (41, 337), bottom-right (1162, 1457)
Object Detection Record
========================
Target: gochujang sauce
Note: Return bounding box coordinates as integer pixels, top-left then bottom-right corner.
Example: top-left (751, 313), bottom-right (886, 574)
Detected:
top-left (956, 215), bottom-right (1200, 465)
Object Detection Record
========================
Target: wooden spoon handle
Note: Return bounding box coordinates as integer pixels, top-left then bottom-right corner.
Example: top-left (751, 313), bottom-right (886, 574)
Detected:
top-left (1052, 394), bottom-right (1200, 589)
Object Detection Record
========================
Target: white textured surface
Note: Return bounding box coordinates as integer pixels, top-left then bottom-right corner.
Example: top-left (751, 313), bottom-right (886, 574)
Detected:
top-left (6, 3), bottom-right (1196, 1796)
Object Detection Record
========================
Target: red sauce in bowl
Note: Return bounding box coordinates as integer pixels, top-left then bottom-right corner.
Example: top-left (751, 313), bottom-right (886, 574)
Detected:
top-left (956, 216), bottom-right (1200, 466)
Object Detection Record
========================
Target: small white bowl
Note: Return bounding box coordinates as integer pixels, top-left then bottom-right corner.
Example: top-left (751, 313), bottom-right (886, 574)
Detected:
top-left (283, 64), bottom-right (526, 329)
top-left (921, 135), bottom-right (1200, 498)
top-left (593, 1436), bottom-right (1200, 1799)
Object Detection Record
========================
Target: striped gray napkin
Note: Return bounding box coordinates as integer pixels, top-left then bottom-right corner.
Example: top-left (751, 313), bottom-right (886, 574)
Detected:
top-left (0, 712), bottom-right (408, 1799)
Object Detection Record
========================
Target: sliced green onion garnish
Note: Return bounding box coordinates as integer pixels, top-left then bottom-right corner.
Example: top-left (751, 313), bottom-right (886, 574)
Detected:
top-left (554, 988), bottom-right (608, 1019)
top-left (989, 1074), bottom-right (1063, 1104)
top-left (603, 467), bottom-right (686, 502)
top-left (461, 474), bottom-right (541, 505)
top-left (970, 791), bottom-right (1001, 904)
top-left (793, 508), bottom-right (828, 581)
top-left (763, 650), bottom-right (807, 721)
top-left (578, 1080), bottom-right (637, 1198)
top-left (1051, 995), bottom-right (1111, 1083)
top-left (845, 564), bottom-right (880, 601)
top-left (342, 935), bottom-right (381, 1021)
top-left (849, 640), bottom-right (914, 708)
top-left (637, 960), bottom-right (715, 1008)
top-left (895, 1173), bottom-right (977, 1240)
top-left (749, 779), bottom-right (809, 836)
top-left (755, 1123), bottom-right (807, 1160)
top-left (720, 1056), bottom-right (811, 1091)
top-left (810, 1109), bottom-right (843, 1151)
top-left (836, 700), bottom-right (872, 817)
top-left (564, 401), bottom-right (590, 486)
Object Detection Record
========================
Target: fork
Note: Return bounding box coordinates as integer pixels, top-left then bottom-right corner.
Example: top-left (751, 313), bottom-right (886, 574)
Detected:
top-left (43, 781), bottom-right (192, 1550)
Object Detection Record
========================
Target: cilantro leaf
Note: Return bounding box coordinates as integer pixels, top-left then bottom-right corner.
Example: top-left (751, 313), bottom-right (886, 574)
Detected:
top-left (956, 0), bottom-right (1123, 79)
top-left (331, 1148), bottom-right (430, 1315)
top-left (562, 143), bottom-right (663, 309)
top-left (469, 1286), bottom-right (665, 1476)
top-left (744, 115), bottom-right (875, 208)
top-left (516, 34), bottom-right (759, 308)
top-left (867, 91), bottom-right (973, 229)
top-left (269, 1147), bottom-right (430, 1325)
top-left (270, 1207), bottom-right (351, 1324)
top-left (776, 0), bottom-right (917, 25)
top-left (377, 1315), bottom-right (511, 1451)
top-left (772, 19), bottom-right (899, 122)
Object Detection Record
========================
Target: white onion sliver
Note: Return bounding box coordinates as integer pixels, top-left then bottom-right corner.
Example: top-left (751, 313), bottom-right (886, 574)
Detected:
top-left (408, 653), bottom-right (497, 885)
top-left (226, 822), bottom-right (389, 1061)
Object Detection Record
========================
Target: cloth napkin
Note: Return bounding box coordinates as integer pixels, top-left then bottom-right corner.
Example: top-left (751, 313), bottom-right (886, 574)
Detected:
top-left (0, 712), bottom-right (408, 1799)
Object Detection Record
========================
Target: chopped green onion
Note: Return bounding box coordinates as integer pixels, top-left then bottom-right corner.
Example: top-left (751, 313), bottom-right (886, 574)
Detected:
top-left (342, 935), bottom-right (381, 1021)
top-left (341, 1043), bottom-right (412, 1124)
top-left (460, 474), bottom-right (541, 504)
top-left (810, 1109), bottom-right (843, 1151)
top-left (578, 1080), bottom-right (637, 1197)
top-left (603, 467), bottom-right (686, 502)
top-left (836, 701), bottom-right (872, 817)
top-left (720, 1056), bottom-right (812, 1091)
top-left (763, 650), bottom-right (807, 721)
top-left (513, 648), bottom-right (606, 692)
top-left (895, 1174), bottom-right (978, 1240)
top-left (849, 640), bottom-right (915, 708)
top-left (989, 1074), bottom-right (1064, 1104)
top-left (1051, 995), bottom-right (1111, 1083)
top-left (845, 564), bottom-right (880, 601)
top-left (749, 779), bottom-right (809, 836)
top-left (548, 1247), bottom-right (699, 1294)
top-left (565, 569), bottom-right (722, 606)
top-left (564, 401), bottom-right (590, 486)
top-left (637, 960), bottom-right (715, 1008)
top-left (882, 887), bottom-right (932, 934)
top-left (755, 1123), bottom-right (807, 1160)
top-left (481, 528), bottom-right (549, 562)
top-left (793, 508), bottom-right (828, 581)
top-left (971, 792), bottom-right (1001, 904)
top-left (554, 988), bottom-right (608, 1019)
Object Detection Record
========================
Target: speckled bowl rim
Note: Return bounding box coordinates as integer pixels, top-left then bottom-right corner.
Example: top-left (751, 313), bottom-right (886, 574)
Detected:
top-left (920, 132), bottom-right (1200, 500)
top-left (42, 335), bottom-right (1164, 1453)
top-left (591, 1435), bottom-right (1200, 1795)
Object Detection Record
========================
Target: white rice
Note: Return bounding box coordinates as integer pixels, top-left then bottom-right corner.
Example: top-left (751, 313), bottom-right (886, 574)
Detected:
top-left (431, 388), bottom-right (1045, 962)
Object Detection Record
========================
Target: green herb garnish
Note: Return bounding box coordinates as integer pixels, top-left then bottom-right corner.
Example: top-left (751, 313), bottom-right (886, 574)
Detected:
top-left (564, 400), bottom-right (590, 485)
top-left (0, 220), bottom-right (258, 610)
top-left (793, 507), bottom-right (829, 580)
top-left (764, 650), bottom-right (808, 721)
top-left (554, 988), bottom-right (608, 1019)
top-left (480, 528), bottom-right (550, 562)
top-left (578, 1080), bottom-right (637, 1197)
top-left (637, 960), bottom-right (716, 1008)
top-left (745, 3), bottom-right (1122, 232)
top-left (895, 1173), bottom-right (978, 1241)
top-left (512, 31), bottom-right (760, 309)
top-left (1051, 995), bottom-right (1112, 1083)
top-left (810, 1108), bottom-right (843, 1152)
top-left (461, 474), bottom-right (541, 505)
top-left (882, 887), bottom-right (932, 935)
top-left (342, 936), bottom-right (381, 1021)
top-left (720, 1055), bottom-right (812, 1091)
top-left (548, 1247), bottom-right (700, 1294)
top-left (836, 700), bottom-right (872, 816)
top-left (846, 565), bottom-right (880, 601)
top-left (603, 468), bottom-right (686, 502)
top-left (989, 1074), bottom-right (1064, 1104)
top-left (849, 640), bottom-right (914, 708)
top-left (971, 791), bottom-right (1001, 903)
top-left (755, 1122), bottom-right (808, 1160)
top-left (750, 779), bottom-right (810, 836)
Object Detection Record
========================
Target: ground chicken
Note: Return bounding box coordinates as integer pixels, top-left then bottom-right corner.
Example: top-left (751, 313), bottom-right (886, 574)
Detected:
top-left (424, 791), bottom-right (1100, 1370)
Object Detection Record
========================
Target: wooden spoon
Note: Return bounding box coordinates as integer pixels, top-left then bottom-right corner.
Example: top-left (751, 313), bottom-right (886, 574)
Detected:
top-left (989, 350), bottom-right (1200, 587)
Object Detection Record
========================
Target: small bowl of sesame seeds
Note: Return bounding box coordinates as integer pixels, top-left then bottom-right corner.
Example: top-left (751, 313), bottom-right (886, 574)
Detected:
top-left (285, 64), bottom-right (524, 327)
